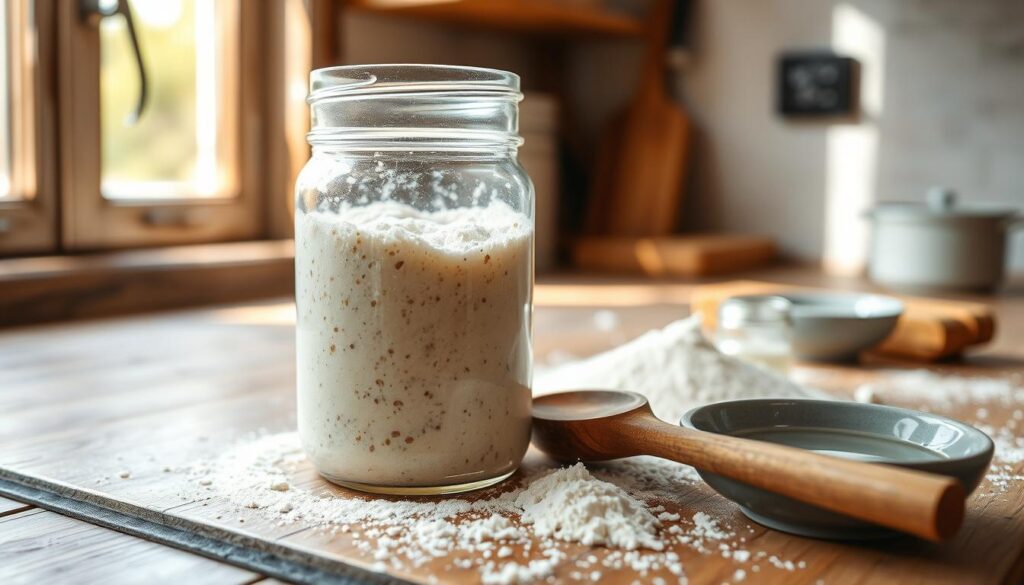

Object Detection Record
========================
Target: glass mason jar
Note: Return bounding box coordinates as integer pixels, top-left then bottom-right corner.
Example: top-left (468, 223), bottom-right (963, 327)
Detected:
top-left (294, 65), bottom-right (534, 495)
top-left (715, 295), bottom-right (794, 374)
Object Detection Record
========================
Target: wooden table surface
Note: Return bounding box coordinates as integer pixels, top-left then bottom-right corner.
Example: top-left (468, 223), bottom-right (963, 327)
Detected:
top-left (1, 267), bottom-right (1023, 584)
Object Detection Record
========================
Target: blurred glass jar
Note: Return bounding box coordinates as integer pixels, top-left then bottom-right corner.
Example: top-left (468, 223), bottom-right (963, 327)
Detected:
top-left (294, 65), bottom-right (535, 495)
top-left (715, 295), bottom-right (794, 373)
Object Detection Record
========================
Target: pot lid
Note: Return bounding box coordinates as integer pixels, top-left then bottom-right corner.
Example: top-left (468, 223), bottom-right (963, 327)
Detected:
top-left (868, 187), bottom-right (1018, 220)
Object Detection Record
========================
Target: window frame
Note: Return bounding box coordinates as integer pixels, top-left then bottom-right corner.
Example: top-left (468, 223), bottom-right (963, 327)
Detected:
top-left (0, 0), bottom-right (58, 255)
top-left (57, 0), bottom-right (266, 250)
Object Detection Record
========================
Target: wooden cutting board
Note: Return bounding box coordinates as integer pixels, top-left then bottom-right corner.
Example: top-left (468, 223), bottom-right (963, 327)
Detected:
top-left (587, 0), bottom-right (691, 236)
top-left (692, 281), bottom-right (996, 361)
top-left (572, 235), bottom-right (776, 276)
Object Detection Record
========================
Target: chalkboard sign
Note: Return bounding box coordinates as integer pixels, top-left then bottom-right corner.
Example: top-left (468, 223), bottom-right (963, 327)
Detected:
top-left (777, 52), bottom-right (857, 117)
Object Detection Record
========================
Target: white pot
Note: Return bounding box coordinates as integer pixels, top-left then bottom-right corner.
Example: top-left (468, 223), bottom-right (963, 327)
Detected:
top-left (866, 188), bottom-right (1022, 291)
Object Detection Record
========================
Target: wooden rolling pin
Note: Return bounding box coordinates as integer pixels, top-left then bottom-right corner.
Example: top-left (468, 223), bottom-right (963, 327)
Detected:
top-left (692, 280), bottom-right (995, 361)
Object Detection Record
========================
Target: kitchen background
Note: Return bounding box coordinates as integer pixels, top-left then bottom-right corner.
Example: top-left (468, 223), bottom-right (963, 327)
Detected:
top-left (0, 0), bottom-right (1020, 326)
top-left (346, 0), bottom-right (1024, 272)
top-left (0, 0), bottom-right (1021, 280)
top-left (3, 2), bottom-right (1024, 583)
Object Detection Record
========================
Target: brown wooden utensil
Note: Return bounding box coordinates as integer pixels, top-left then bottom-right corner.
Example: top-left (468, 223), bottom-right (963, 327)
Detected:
top-left (531, 390), bottom-right (965, 542)
top-left (585, 0), bottom-right (691, 236)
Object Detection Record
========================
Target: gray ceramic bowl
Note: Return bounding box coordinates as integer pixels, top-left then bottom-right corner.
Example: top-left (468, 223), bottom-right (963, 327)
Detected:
top-left (681, 399), bottom-right (994, 540)
top-left (782, 292), bottom-right (903, 361)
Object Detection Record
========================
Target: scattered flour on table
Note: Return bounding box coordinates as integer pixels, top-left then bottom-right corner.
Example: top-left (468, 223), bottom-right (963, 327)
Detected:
top-left (173, 318), bottom-right (1024, 580)
top-left (177, 316), bottom-right (826, 583)
top-left (850, 370), bottom-right (1024, 411)
top-left (535, 315), bottom-right (825, 422)
top-left (185, 433), bottom-right (698, 583)
top-left (183, 429), bottom-right (792, 583)
top-left (691, 512), bottom-right (730, 541)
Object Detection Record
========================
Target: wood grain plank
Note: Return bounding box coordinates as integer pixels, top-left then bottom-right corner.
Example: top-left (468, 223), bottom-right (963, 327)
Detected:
top-left (0, 304), bottom-right (294, 442)
top-left (571, 236), bottom-right (776, 276)
top-left (0, 496), bottom-right (32, 517)
top-left (0, 273), bottom-right (1022, 584)
top-left (3, 375), bottom-right (1021, 585)
top-left (346, 0), bottom-right (645, 38)
top-left (0, 388), bottom-right (294, 512)
top-left (0, 360), bottom-right (293, 443)
top-left (0, 509), bottom-right (259, 585)
top-left (0, 241), bottom-right (294, 327)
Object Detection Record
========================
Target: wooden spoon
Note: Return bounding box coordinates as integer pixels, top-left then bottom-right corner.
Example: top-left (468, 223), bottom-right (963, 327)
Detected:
top-left (531, 390), bottom-right (965, 542)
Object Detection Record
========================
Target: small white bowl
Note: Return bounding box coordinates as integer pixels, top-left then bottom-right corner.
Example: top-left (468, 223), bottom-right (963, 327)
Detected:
top-left (781, 293), bottom-right (903, 361)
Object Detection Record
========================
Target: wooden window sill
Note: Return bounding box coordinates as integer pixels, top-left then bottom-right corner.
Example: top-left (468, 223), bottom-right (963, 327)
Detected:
top-left (0, 240), bottom-right (295, 328)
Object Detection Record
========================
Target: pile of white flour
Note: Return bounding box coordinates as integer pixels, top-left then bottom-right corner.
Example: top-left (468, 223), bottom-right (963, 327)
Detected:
top-left (535, 315), bottom-right (823, 421)
top-left (514, 463), bottom-right (663, 551)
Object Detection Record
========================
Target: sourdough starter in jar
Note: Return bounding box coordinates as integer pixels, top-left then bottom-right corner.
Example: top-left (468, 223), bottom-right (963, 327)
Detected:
top-left (295, 201), bottom-right (533, 491)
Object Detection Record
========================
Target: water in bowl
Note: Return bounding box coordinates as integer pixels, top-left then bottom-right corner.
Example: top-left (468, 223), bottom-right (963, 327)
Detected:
top-left (734, 427), bottom-right (946, 463)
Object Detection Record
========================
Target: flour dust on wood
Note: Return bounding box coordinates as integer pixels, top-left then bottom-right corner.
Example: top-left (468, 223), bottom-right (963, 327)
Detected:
top-left (165, 316), bottom-right (1024, 582)
top-left (171, 316), bottom-right (832, 583)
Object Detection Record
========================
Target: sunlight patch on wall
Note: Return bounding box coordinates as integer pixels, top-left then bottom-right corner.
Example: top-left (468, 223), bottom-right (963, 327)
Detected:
top-left (823, 3), bottom-right (886, 274)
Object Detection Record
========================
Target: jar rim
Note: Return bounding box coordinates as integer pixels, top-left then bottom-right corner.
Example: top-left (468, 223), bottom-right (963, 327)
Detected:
top-left (308, 64), bottom-right (523, 103)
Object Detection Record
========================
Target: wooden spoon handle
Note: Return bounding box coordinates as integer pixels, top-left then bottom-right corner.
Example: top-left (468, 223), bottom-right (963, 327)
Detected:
top-left (617, 413), bottom-right (965, 541)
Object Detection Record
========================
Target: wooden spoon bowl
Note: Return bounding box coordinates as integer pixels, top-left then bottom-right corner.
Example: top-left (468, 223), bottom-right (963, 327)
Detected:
top-left (532, 390), bottom-right (651, 460)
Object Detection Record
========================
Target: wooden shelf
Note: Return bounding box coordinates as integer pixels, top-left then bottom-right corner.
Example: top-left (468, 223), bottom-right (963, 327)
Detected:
top-left (346, 0), bottom-right (646, 38)
top-left (0, 240), bottom-right (295, 327)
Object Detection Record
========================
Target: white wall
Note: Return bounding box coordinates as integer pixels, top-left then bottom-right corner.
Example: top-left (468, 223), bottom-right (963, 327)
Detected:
top-left (676, 0), bottom-right (1024, 270)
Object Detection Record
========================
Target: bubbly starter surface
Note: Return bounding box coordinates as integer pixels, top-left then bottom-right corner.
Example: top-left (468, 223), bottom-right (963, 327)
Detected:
top-left (295, 202), bottom-right (533, 487)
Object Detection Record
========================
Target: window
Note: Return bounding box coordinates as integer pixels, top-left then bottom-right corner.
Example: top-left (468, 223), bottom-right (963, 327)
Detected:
top-left (0, 0), bottom-right (55, 254)
top-left (0, 2), bottom-right (12, 200)
top-left (100, 0), bottom-right (238, 201)
top-left (0, 0), bottom-right (318, 256)
top-left (60, 0), bottom-right (261, 249)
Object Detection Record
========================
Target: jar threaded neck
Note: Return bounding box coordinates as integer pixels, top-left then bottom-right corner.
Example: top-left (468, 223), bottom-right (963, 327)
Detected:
top-left (307, 64), bottom-right (523, 150)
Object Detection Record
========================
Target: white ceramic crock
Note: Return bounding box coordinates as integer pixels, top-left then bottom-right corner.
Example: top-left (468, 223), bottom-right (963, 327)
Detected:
top-left (866, 188), bottom-right (1022, 291)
